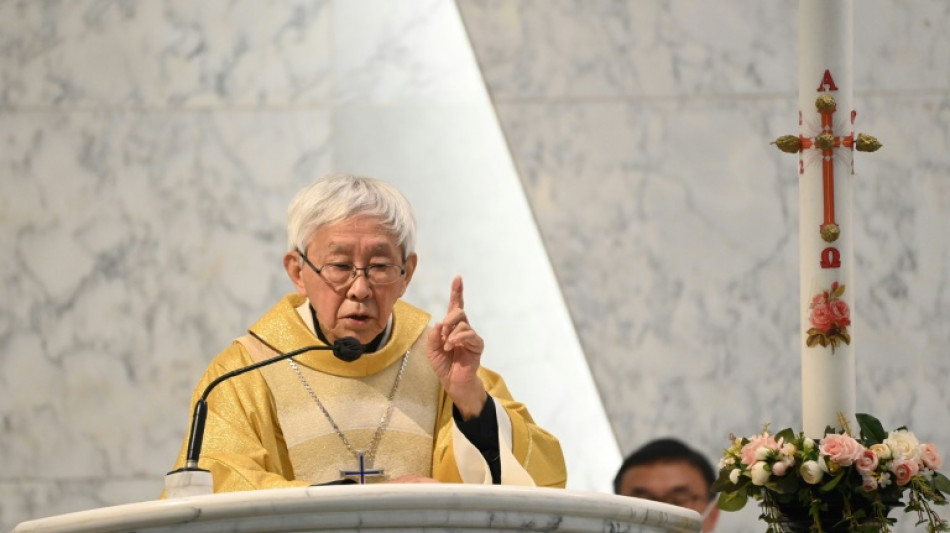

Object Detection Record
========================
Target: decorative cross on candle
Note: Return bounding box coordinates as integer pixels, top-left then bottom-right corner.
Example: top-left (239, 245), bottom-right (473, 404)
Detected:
top-left (773, 88), bottom-right (881, 244)
top-left (814, 94), bottom-right (848, 242)
top-left (340, 451), bottom-right (385, 484)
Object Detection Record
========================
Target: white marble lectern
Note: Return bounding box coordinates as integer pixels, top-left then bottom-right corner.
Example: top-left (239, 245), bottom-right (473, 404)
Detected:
top-left (12, 484), bottom-right (701, 533)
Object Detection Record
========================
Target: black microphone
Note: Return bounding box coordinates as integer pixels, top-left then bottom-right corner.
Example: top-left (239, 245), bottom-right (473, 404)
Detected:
top-left (170, 336), bottom-right (364, 475)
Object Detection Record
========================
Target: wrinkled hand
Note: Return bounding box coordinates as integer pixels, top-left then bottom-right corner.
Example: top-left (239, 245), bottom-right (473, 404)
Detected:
top-left (426, 276), bottom-right (487, 419)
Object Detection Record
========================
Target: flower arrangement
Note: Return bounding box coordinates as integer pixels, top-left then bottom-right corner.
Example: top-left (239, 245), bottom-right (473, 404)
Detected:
top-left (713, 413), bottom-right (950, 532)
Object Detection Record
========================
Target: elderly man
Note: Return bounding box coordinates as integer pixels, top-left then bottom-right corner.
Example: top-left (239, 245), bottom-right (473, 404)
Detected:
top-left (169, 173), bottom-right (566, 490)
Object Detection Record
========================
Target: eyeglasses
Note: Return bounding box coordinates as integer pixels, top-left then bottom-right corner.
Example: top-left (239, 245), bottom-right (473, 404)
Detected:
top-left (628, 488), bottom-right (708, 509)
top-left (296, 248), bottom-right (406, 288)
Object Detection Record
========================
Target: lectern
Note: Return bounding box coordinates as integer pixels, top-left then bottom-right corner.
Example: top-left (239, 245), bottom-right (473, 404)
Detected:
top-left (12, 484), bottom-right (702, 533)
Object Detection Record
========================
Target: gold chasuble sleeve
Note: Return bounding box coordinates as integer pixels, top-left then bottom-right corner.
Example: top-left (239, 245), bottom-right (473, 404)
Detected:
top-left (431, 367), bottom-right (567, 488)
top-left (167, 294), bottom-right (566, 494)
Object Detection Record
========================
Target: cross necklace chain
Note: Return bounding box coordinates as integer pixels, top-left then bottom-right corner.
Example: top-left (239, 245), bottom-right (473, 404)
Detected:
top-left (288, 349), bottom-right (410, 484)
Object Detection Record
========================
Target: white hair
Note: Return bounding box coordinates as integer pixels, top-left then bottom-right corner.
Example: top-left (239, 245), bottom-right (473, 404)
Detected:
top-left (286, 173), bottom-right (417, 260)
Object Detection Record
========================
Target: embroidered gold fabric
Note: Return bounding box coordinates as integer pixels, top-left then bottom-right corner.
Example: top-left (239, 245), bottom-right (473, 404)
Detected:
top-left (166, 294), bottom-right (567, 493)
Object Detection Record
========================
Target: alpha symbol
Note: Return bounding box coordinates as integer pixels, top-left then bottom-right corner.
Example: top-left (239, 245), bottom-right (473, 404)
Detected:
top-left (817, 69), bottom-right (838, 92)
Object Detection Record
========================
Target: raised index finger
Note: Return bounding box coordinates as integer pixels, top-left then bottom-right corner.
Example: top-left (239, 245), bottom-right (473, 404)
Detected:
top-left (448, 275), bottom-right (464, 312)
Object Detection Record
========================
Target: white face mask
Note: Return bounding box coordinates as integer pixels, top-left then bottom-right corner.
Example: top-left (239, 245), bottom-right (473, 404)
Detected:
top-left (699, 496), bottom-right (718, 532)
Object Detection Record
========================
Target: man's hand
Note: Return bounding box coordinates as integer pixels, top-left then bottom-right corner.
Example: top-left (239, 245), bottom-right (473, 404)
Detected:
top-left (425, 276), bottom-right (487, 420)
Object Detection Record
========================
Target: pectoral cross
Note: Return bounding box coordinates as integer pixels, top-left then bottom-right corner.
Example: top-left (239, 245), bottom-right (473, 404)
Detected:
top-left (340, 451), bottom-right (384, 484)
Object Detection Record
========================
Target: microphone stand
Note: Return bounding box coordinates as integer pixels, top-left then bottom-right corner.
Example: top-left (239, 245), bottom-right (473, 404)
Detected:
top-left (165, 337), bottom-right (363, 497)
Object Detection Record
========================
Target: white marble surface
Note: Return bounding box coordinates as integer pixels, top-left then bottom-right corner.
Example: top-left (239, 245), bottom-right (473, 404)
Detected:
top-left (457, 1), bottom-right (950, 532)
top-left (0, 1), bottom-right (334, 107)
top-left (329, 0), bottom-right (617, 492)
top-left (4, 1), bottom-right (950, 533)
top-left (13, 485), bottom-right (701, 533)
top-left (1, 1), bottom-right (614, 531)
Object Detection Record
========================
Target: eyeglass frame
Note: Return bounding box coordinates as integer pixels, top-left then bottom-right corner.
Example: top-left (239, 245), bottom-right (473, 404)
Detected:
top-left (625, 486), bottom-right (712, 509)
top-left (295, 247), bottom-right (407, 288)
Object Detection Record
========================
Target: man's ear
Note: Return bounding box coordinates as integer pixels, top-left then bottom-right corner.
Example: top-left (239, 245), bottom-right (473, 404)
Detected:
top-left (283, 251), bottom-right (307, 295)
top-left (400, 253), bottom-right (418, 294)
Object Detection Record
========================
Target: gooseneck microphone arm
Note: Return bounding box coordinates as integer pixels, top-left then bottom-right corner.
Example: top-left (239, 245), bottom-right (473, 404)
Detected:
top-left (177, 336), bottom-right (364, 471)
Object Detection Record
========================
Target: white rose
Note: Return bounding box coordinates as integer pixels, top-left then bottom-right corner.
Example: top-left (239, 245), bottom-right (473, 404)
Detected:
top-left (750, 461), bottom-right (771, 486)
top-left (729, 468), bottom-right (742, 485)
top-left (803, 438), bottom-right (816, 452)
top-left (884, 430), bottom-right (921, 462)
top-left (871, 443), bottom-right (891, 461)
top-left (755, 446), bottom-right (771, 461)
top-left (800, 460), bottom-right (824, 484)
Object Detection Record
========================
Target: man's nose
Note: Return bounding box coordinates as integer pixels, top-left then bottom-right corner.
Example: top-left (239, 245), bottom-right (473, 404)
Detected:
top-left (347, 271), bottom-right (373, 299)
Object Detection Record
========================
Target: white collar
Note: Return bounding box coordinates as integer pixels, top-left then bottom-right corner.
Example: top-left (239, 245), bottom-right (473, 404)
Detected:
top-left (294, 298), bottom-right (394, 349)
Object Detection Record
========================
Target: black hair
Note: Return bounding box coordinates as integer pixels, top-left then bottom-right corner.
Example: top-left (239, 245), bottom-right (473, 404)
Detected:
top-left (613, 437), bottom-right (717, 497)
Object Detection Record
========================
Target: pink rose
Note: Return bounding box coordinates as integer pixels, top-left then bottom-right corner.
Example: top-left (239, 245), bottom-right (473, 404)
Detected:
top-left (772, 460), bottom-right (789, 477)
top-left (889, 458), bottom-right (920, 486)
top-left (741, 434), bottom-right (780, 466)
top-left (829, 299), bottom-right (850, 327)
top-left (861, 474), bottom-right (878, 492)
top-left (819, 434), bottom-right (863, 466)
top-left (811, 293), bottom-right (828, 307)
top-left (809, 302), bottom-right (834, 332)
top-left (920, 443), bottom-right (942, 470)
top-left (855, 448), bottom-right (879, 473)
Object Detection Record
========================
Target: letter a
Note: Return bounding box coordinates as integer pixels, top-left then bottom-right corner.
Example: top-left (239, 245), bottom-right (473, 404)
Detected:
top-left (816, 70), bottom-right (838, 92)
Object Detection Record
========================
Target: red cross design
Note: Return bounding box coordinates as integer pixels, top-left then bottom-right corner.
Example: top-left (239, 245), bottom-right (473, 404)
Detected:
top-left (801, 94), bottom-right (850, 242)
top-left (772, 70), bottom-right (881, 244)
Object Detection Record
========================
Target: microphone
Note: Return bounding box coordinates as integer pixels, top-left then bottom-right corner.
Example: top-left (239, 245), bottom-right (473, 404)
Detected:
top-left (165, 336), bottom-right (364, 497)
top-left (332, 337), bottom-right (364, 362)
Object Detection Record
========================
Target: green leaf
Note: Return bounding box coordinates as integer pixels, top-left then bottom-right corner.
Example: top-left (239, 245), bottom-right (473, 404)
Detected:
top-left (820, 470), bottom-right (846, 492)
top-left (771, 474), bottom-right (799, 494)
top-left (776, 428), bottom-right (797, 443)
top-left (856, 413), bottom-right (887, 443)
top-left (711, 470), bottom-right (735, 492)
top-left (933, 471), bottom-right (950, 494)
top-left (717, 488), bottom-right (749, 512)
top-left (838, 329), bottom-right (851, 345)
top-left (832, 283), bottom-right (846, 299)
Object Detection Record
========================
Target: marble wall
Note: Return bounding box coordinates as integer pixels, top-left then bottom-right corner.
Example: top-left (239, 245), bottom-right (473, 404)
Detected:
top-left (2, 1), bottom-right (949, 532)
top-left (0, 1), bottom-right (615, 530)
top-left (457, 0), bottom-right (950, 531)
top-left (1, 2), bottom-right (334, 528)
